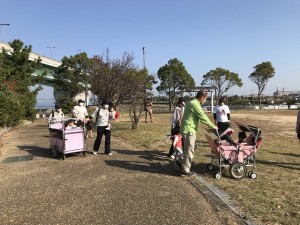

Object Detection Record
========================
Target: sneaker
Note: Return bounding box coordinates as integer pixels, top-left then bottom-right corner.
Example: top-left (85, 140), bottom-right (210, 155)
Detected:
top-left (169, 155), bottom-right (175, 159)
top-left (181, 171), bottom-right (197, 177)
top-left (108, 152), bottom-right (113, 156)
top-left (93, 151), bottom-right (97, 155)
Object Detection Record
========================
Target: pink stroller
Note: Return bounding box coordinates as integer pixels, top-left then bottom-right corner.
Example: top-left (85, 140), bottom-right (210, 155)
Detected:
top-left (48, 118), bottom-right (86, 160)
top-left (205, 122), bottom-right (262, 179)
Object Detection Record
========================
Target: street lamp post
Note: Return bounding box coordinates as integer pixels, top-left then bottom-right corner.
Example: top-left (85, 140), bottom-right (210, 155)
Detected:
top-left (142, 47), bottom-right (146, 69)
top-left (47, 46), bottom-right (55, 59)
top-left (0, 24), bottom-right (10, 43)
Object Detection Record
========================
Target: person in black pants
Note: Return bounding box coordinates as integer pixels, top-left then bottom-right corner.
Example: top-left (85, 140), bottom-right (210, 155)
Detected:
top-left (91, 99), bottom-right (112, 155)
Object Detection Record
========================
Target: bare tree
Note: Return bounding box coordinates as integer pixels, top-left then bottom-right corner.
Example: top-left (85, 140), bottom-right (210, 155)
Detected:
top-left (89, 49), bottom-right (136, 104)
top-left (89, 50), bottom-right (156, 129)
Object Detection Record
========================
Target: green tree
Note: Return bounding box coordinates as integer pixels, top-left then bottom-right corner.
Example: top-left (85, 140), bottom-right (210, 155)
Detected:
top-left (157, 58), bottom-right (195, 110)
top-left (249, 61), bottom-right (275, 108)
top-left (201, 67), bottom-right (243, 101)
top-left (0, 39), bottom-right (45, 127)
top-left (54, 52), bottom-right (91, 110)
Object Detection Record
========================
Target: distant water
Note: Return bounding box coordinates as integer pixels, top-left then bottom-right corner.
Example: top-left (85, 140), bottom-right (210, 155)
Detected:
top-left (35, 99), bottom-right (55, 109)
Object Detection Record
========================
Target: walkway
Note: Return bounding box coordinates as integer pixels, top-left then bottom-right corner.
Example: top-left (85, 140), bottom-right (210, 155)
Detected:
top-left (0, 119), bottom-right (244, 225)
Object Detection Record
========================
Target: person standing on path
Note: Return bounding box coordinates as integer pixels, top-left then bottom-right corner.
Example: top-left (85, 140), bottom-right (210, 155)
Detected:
top-left (145, 97), bottom-right (153, 123)
top-left (296, 109), bottom-right (300, 142)
top-left (91, 99), bottom-right (112, 155)
top-left (179, 90), bottom-right (217, 176)
top-left (48, 104), bottom-right (64, 121)
top-left (72, 99), bottom-right (88, 121)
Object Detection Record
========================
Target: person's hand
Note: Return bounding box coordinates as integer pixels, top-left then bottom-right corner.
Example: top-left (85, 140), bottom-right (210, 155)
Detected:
top-left (214, 125), bottom-right (218, 130)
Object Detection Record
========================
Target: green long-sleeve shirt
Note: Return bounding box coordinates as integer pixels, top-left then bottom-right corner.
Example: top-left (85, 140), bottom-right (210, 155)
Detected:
top-left (180, 98), bottom-right (215, 134)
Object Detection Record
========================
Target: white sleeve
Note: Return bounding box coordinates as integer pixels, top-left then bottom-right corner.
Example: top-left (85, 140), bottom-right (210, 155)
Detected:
top-left (173, 135), bottom-right (179, 148)
top-left (226, 105), bottom-right (231, 114)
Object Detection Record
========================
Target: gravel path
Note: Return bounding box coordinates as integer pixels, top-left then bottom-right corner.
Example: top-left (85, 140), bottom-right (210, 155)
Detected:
top-left (0, 119), bottom-right (242, 225)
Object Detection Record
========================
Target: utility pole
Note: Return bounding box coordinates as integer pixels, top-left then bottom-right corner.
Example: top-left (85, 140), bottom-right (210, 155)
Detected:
top-left (0, 24), bottom-right (10, 43)
top-left (142, 47), bottom-right (146, 69)
top-left (47, 46), bottom-right (55, 59)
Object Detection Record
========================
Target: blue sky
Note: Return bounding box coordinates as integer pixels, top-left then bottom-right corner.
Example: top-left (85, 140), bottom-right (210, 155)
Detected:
top-left (1, 0), bottom-right (300, 99)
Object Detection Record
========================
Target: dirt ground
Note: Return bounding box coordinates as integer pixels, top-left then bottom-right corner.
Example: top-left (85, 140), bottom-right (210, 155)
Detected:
top-left (0, 119), bottom-right (245, 225)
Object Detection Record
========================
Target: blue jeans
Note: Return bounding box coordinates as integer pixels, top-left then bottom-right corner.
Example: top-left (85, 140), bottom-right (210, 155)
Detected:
top-left (93, 126), bottom-right (111, 154)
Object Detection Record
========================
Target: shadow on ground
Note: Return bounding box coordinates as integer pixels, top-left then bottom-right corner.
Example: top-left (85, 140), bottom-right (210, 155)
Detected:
top-left (17, 145), bottom-right (53, 158)
top-left (108, 149), bottom-right (180, 176)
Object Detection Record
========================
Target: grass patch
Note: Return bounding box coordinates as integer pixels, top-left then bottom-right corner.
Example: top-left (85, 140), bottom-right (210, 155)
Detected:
top-left (112, 110), bottom-right (300, 225)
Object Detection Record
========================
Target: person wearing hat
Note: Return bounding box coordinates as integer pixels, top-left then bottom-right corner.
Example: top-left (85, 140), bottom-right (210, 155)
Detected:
top-left (167, 97), bottom-right (185, 158)
top-left (72, 99), bottom-right (88, 121)
top-left (90, 99), bottom-right (112, 155)
top-left (49, 104), bottom-right (64, 121)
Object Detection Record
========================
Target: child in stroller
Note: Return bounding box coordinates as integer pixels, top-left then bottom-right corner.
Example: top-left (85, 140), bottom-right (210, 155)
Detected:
top-left (205, 122), bottom-right (262, 179)
top-left (65, 119), bottom-right (77, 129)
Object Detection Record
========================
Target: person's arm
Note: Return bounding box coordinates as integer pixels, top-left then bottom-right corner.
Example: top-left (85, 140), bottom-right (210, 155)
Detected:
top-left (296, 110), bottom-right (300, 133)
top-left (226, 105), bottom-right (231, 121)
top-left (227, 113), bottom-right (231, 121)
top-left (72, 106), bottom-right (79, 119)
top-left (173, 135), bottom-right (179, 148)
top-left (193, 102), bottom-right (216, 129)
top-left (213, 113), bottom-right (217, 121)
top-left (171, 108), bottom-right (177, 128)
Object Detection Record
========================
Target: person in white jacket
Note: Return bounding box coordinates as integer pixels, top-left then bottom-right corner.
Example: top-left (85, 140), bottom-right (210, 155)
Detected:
top-left (48, 104), bottom-right (64, 121)
top-left (91, 99), bottom-right (112, 155)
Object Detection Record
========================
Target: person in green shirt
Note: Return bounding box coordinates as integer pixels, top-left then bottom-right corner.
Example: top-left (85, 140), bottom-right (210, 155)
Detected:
top-left (179, 90), bottom-right (217, 176)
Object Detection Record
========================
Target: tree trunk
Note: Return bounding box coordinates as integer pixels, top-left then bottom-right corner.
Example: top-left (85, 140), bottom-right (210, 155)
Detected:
top-left (131, 117), bottom-right (138, 129)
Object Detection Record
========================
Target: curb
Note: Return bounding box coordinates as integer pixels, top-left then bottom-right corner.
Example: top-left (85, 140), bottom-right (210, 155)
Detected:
top-left (188, 175), bottom-right (257, 225)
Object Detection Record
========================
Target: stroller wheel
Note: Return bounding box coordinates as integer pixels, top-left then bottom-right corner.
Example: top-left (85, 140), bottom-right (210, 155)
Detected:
top-left (207, 163), bottom-right (214, 171)
top-left (250, 172), bottom-right (257, 179)
top-left (215, 173), bottom-right (222, 179)
top-left (230, 163), bottom-right (247, 179)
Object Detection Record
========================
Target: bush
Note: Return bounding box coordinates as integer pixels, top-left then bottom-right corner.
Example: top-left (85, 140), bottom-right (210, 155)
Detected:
top-left (0, 87), bottom-right (24, 127)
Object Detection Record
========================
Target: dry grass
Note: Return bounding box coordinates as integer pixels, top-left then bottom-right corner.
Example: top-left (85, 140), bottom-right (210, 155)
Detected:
top-left (112, 109), bottom-right (300, 225)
